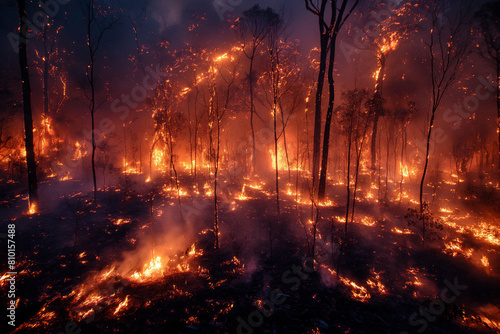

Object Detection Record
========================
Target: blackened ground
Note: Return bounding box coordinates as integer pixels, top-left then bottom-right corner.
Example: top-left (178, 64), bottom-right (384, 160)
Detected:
top-left (0, 173), bottom-right (499, 334)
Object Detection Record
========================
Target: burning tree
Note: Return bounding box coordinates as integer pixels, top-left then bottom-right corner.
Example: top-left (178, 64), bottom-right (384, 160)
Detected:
top-left (16, 0), bottom-right (38, 213)
top-left (152, 82), bottom-right (187, 192)
top-left (207, 53), bottom-right (239, 250)
top-left (83, 0), bottom-right (116, 202)
top-left (418, 0), bottom-right (473, 242)
top-left (336, 88), bottom-right (373, 274)
top-left (3, 2), bottom-right (500, 333)
top-left (304, 0), bottom-right (360, 201)
top-left (365, 1), bottom-right (420, 179)
top-left (393, 101), bottom-right (416, 205)
top-left (475, 1), bottom-right (500, 172)
top-left (239, 5), bottom-right (279, 173)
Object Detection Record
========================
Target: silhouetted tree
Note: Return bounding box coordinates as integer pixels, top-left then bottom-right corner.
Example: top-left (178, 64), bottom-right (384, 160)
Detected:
top-left (84, 0), bottom-right (116, 202)
top-left (239, 5), bottom-right (279, 173)
top-left (419, 0), bottom-right (472, 242)
top-left (305, 0), bottom-right (360, 201)
top-left (17, 0), bottom-right (38, 212)
top-left (475, 1), bottom-right (500, 172)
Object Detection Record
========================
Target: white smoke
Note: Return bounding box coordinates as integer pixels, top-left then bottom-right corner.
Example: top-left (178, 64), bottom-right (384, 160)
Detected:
top-left (148, 0), bottom-right (188, 31)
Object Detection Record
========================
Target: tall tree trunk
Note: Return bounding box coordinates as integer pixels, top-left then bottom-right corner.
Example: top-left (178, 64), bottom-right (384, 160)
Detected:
top-left (249, 53), bottom-right (257, 173)
top-left (312, 34), bottom-right (328, 191)
top-left (497, 56), bottom-right (500, 172)
top-left (370, 53), bottom-right (386, 175)
top-left (337, 129), bottom-right (352, 278)
top-left (399, 128), bottom-right (407, 206)
top-left (318, 35), bottom-right (338, 201)
top-left (419, 106), bottom-right (436, 242)
top-left (87, 0), bottom-right (97, 202)
top-left (42, 26), bottom-right (50, 157)
top-left (273, 100), bottom-right (280, 215)
top-left (43, 27), bottom-right (49, 119)
top-left (351, 136), bottom-right (365, 225)
top-left (271, 44), bottom-right (281, 215)
top-left (17, 0), bottom-right (38, 212)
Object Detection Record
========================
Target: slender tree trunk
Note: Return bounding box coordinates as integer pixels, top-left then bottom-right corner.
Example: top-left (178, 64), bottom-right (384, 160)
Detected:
top-left (87, 0), bottom-right (97, 202)
top-left (370, 53), bottom-right (386, 175)
top-left (43, 28), bottom-right (49, 119)
top-left (370, 114), bottom-right (380, 173)
top-left (351, 119), bottom-right (367, 225)
top-left (312, 34), bottom-right (329, 191)
top-left (213, 107), bottom-right (222, 250)
top-left (419, 105), bottom-right (437, 242)
top-left (385, 124), bottom-right (391, 200)
top-left (271, 47), bottom-right (280, 215)
top-left (497, 56), bottom-right (500, 172)
top-left (399, 128), bottom-right (406, 206)
top-left (42, 26), bottom-right (50, 157)
top-left (168, 133), bottom-right (183, 223)
top-left (318, 36), bottom-right (338, 201)
top-left (280, 106), bottom-right (291, 183)
top-left (336, 132), bottom-right (351, 278)
top-left (249, 53), bottom-right (257, 173)
top-left (344, 130), bottom-right (352, 235)
top-left (188, 102), bottom-right (194, 175)
top-left (17, 0), bottom-right (38, 212)
top-left (273, 105), bottom-right (280, 215)
top-left (194, 89), bottom-right (199, 184)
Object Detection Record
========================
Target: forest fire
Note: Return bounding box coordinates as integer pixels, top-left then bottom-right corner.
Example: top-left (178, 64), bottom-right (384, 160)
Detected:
top-left (1, 0), bottom-right (499, 333)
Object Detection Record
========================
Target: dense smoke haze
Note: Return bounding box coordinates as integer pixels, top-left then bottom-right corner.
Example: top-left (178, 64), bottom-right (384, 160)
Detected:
top-left (0, 0), bottom-right (499, 333)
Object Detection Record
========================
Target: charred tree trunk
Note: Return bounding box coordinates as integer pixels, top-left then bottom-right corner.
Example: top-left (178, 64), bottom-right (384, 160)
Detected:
top-left (273, 101), bottom-right (280, 215)
top-left (167, 130), bottom-right (184, 228)
top-left (497, 57), bottom-right (500, 172)
top-left (270, 38), bottom-right (281, 215)
top-left (214, 120), bottom-right (220, 250)
top-left (370, 114), bottom-right (380, 174)
top-left (249, 54), bottom-right (257, 173)
top-left (306, 0), bottom-right (359, 199)
top-left (17, 0), bottom-right (38, 212)
top-left (400, 128), bottom-right (407, 206)
top-left (318, 33), bottom-right (338, 201)
top-left (312, 33), bottom-right (329, 192)
top-left (86, 0), bottom-right (97, 202)
top-left (370, 53), bottom-right (386, 175)
top-left (419, 1), bottom-right (471, 242)
top-left (43, 28), bottom-right (49, 119)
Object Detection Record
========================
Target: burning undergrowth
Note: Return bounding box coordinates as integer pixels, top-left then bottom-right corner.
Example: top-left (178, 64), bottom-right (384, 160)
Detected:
top-left (1, 172), bottom-right (498, 334)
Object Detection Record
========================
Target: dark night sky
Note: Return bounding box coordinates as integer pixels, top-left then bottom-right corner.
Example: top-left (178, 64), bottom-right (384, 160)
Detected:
top-left (0, 0), bottom-right (496, 150)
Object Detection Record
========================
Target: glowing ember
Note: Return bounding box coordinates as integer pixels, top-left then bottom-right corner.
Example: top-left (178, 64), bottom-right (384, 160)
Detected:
top-left (407, 268), bottom-right (424, 287)
top-left (340, 276), bottom-right (371, 302)
top-left (481, 255), bottom-right (489, 268)
top-left (113, 218), bottom-right (131, 226)
top-left (443, 238), bottom-right (472, 258)
top-left (131, 256), bottom-right (164, 282)
top-left (440, 207), bottom-right (454, 213)
top-left (28, 202), bottom-right (37, 215)
top-left (360, 216), bottom-right (376, 227)
top-left (391, 227), bottom-right (413, 235)
top-left (366, 270), bottom-right (388, 295)
top-left (113, 295), bottom-right (130, 315)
